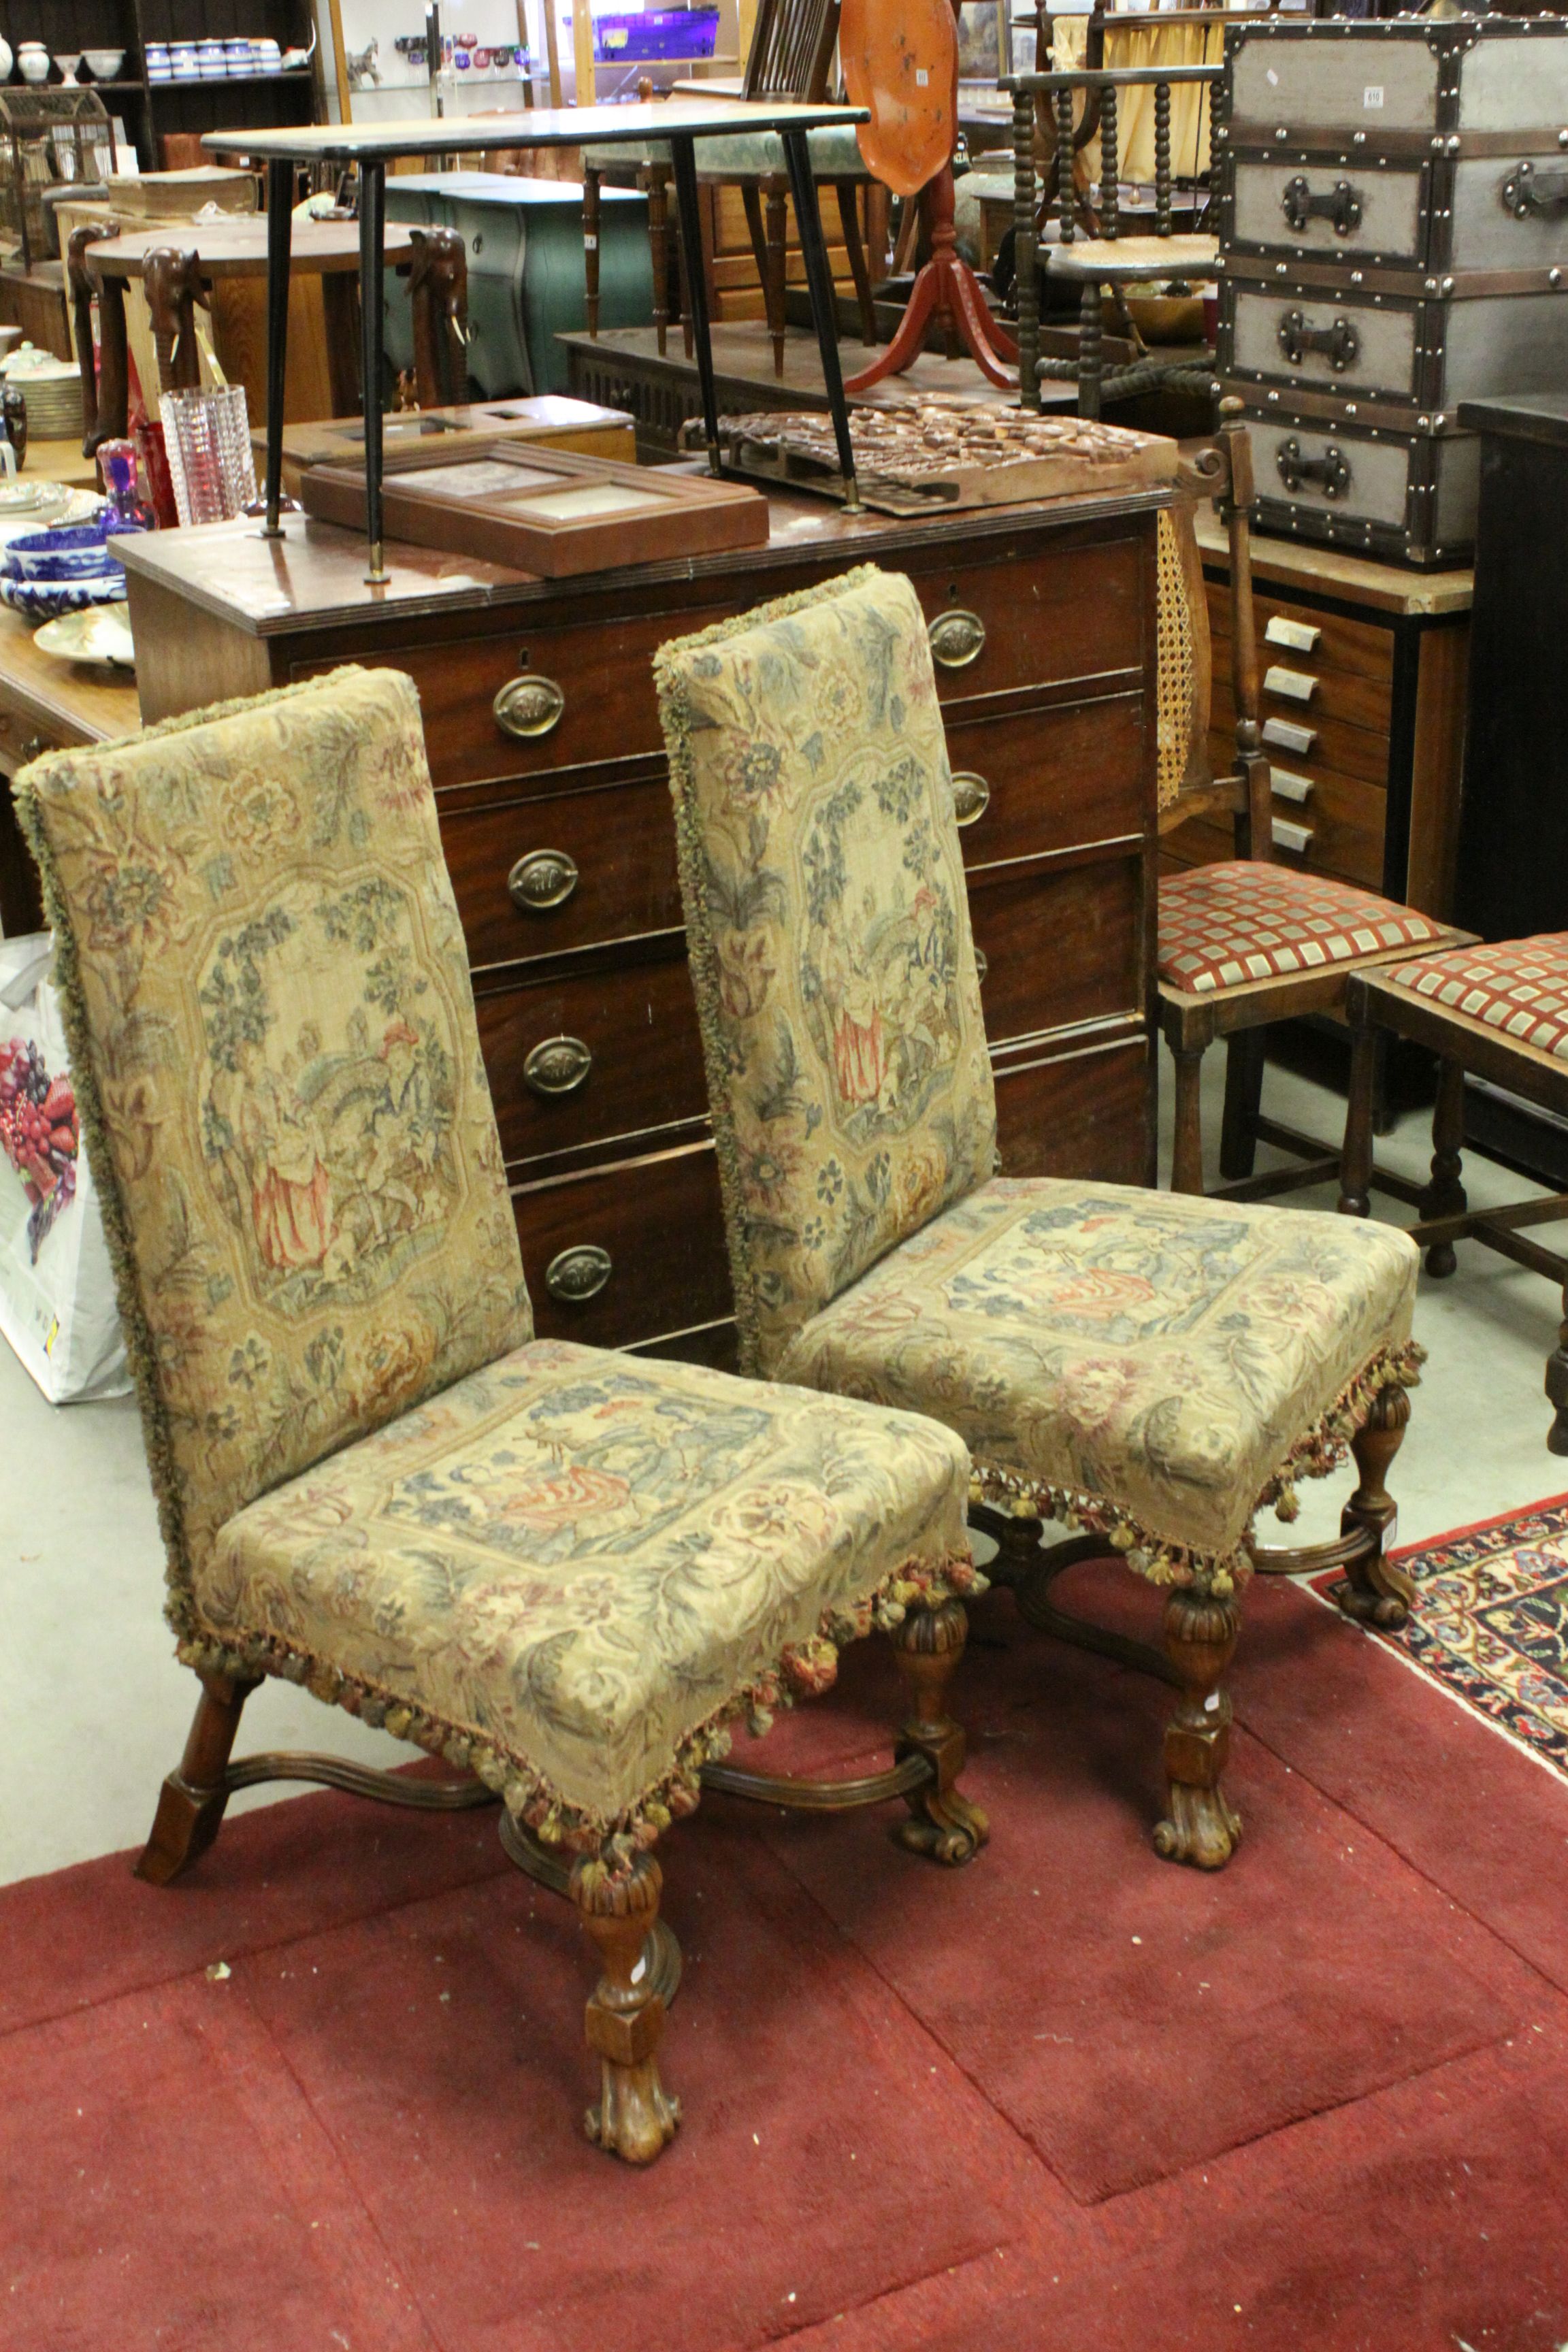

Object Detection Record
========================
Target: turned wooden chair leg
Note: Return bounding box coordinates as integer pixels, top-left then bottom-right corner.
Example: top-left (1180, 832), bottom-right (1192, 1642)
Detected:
top-left (1154, 1590), bottom-right (1241, 1869)
top-left (1422, 1055), bottom-right (1467, 1277)
top-left (572, 1844), bottom-right (681, 2163)
top-left (1546, 1290), bottom-right (1568, 1459)
top-left (1338, 1010), bottom-right (1377, 1218)
top-left (1171, 1042), bottom-right (1207, 1195)
top-left (583, 165), bottom-right (602, 338)
top-left (889, 1597), bottom-right (988, 1865)
top-left (835, 178), bottom-right (878, 344)
top-left (761, 178), bottom-right (789, 378)
top-left (647, 166), bottom-right (672, 356)
top-left (1331, 1381), bottom-right (1417, 1628)
top-left (1218, 1026), bottom-right (1267, 1183)
top-left (135, 1669), bottom-right (259, 1885)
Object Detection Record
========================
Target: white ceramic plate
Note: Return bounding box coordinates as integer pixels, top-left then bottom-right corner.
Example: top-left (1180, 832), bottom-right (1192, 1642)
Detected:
top-left (33, 604), bottom-right (135, 668)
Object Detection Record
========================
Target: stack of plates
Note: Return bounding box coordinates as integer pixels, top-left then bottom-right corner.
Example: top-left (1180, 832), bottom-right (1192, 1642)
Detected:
top-left (0, 349), bottom-right (85, 444)
top-left (0, 514), bottom-right (129, 621)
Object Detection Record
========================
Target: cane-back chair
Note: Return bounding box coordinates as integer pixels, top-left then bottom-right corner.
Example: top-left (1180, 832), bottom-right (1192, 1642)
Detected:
top-left (656, 564), bottom-right (1424, 1872)
top-left (14, 666), bottom-right (991, 2167)
top-left (1156, 401), bottom-right (1468, 1197)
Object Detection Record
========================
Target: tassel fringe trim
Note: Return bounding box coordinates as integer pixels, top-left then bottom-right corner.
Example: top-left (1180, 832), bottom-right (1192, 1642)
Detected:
top-left (968, 1338), bottom-right (1425, 1599)
top-left (176, 1548), bottom-right (988, 1867)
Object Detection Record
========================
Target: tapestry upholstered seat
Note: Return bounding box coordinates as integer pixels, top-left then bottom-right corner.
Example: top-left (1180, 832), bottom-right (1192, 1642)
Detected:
top-left (656, 564), bottom-right (1423, 1871)
top-left (14, 665), bottom-right (984, 2168)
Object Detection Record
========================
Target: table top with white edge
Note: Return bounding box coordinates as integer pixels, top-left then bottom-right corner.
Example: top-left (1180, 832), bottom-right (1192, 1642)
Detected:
top-left (202, 99), bottom-right (868, 165)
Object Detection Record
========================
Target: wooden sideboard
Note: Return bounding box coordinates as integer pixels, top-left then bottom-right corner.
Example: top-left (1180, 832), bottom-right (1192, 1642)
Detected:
top-left (110, 486), bottom-right (1165, 1370)
top-left (1166, 517), bottom-right (1473, 922)
top-left (0, 607), bottom-right (140, 939)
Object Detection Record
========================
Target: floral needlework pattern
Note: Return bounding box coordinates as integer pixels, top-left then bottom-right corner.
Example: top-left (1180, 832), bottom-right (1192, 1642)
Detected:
top-left (16, 668), bottom-right (532, 1635)
top-left (777, 1179), bottom-right (1422, 1588)
top-left (657, 566), bottom-right (996, 1379)
top-left (209, 1338), bottom-right (976, 1840)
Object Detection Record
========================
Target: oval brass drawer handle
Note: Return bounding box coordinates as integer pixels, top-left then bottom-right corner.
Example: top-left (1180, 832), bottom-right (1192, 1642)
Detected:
top-left (508, 848), bottom-right (579, 913)
top-left (493, 672), bottom-right (566, 741)
top-left (928, 608), bottom-right (986, 670)
top-left (951, 771), bottom-right (990, 827)
top-left (545, 1243), bottom-right (612, 1304)
top-left (525, 1035), bottom-right (593, 1098)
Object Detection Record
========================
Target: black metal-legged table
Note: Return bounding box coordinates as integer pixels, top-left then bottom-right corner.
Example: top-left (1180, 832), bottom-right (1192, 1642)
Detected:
top-left (206, 101), bottom-right (870, 581)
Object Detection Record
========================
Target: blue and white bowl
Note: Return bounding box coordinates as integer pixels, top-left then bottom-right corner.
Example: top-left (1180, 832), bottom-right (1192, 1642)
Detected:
top-left (0, 574), bottom-right (127, 621)
top-left (1, 516), bottom-right (125, 584)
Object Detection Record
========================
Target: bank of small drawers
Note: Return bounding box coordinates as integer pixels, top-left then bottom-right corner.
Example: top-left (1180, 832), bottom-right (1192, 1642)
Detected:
top-left (1163, 575), bottom-right (1396, 893)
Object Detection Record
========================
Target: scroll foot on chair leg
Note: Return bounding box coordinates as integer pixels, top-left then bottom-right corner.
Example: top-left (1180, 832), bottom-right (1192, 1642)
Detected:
top-left (891, 1598), bottom-right (989, 1866)
top-left (1330, 1381), bottom-right (1417, 1630)
top-left (572, 1844), bottom-right (681, 2164)
top-left (1153, 1590), bottom-right (1242, 1870)
top-left (135, 1671), bottom-right (258, 1886)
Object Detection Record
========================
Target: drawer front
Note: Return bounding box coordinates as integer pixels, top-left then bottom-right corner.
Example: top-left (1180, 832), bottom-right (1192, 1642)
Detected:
top-left (440, 769), bottom-right (681, 973)
top-left (1212, 675), bottom-right (1389, 790)
top-left (1451, 156), bottom-right (1568, 274)
top-left (919, 534), bottom-right (1145, 706)
top-left (994, 1032), bottom-right (1151, 1186)
top-left (945, 693), bottom-right (1148, 873)
top-left (1207, 581), bottom-right (1396, 691)
top-left (1230, 161), bottom-right (1424, 265)
top-left (970, 853), bottom-right (1143, 1045)
top-left (478, 950), bottom-right (708, 1171)
top-left (514, 1141), bottom-right (732, 1347)
top-left (1173, 753), bottom-right (1386, 891)
top-left (1230, 286), bottom-right (1418, 403)
top-left (1230, 36), bottom-right (1439, 137)
top-left (1245, 416), bottom-right (1414, 529)
top-left (1209, 616), bottom-right (1394, 742)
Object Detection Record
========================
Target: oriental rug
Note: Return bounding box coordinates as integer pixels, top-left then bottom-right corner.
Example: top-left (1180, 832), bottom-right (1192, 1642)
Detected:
top-left (1316, 1492), bottom-right (1568, 1783)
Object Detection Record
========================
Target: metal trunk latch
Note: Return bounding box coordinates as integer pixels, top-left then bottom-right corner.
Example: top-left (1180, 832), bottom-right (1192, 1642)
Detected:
top-left (1276, 440), bottom-right (1352, 500)
top-left (1280, 176), bottom-right (1363, 238)
top-left (1277, 308), bottom-right (1360, 371)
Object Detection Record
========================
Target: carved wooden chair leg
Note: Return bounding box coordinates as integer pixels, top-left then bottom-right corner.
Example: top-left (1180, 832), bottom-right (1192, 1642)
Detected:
top-left (835, 178), bottom-right (879, 344)
top-left (1218, 1026), bottom-right (1267, 1183)
top-left (891, 1598), bottom-right (988, 1864)
top-left (93, 268), bottom-right (130, 448)
top-left (571, 1843), bottom-right (681, 2163)
top-left (1421, 1056), bottom-right (1467, 1277)
top-left (1170, 1041), bottom-right (1207, 1196)
top-left (1154, 1589), bottom-right (1241, 1869)
top-left (1015, 1531), bottom-right (1181, 1686)
top-left (1337, 1007), bottom-right (1377, 1218)
top-left (135, 1669), bottom-right (261, 1885)
top-left (762, 178), bottom-right (789, 378)
top-left (1329, 1381), bottom-right (1416, 1628)
top-left (583, 164), bottom-right (602, 337)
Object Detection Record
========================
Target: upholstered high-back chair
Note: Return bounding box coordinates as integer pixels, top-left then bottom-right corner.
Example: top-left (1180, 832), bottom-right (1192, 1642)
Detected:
top-left (14, 666), bottom-right (987, 2166)
top-left (657, 566), bottom-right (1425, 1870)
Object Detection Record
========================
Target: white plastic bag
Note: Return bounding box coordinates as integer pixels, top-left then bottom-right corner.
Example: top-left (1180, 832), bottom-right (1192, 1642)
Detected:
top-left (0, 932), bottom-right (130, 1403)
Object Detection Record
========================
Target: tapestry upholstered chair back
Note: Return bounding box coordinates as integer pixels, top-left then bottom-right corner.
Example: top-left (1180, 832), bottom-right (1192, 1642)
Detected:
top-left (655, 565), bottom-right (998, 1377)
top-left (14, 668), bottom-right (533, 1639)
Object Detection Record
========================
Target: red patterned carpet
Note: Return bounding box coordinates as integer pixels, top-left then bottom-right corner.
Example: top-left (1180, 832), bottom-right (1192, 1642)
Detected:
top-left (3, 1565), bottom-right (1568, 2352)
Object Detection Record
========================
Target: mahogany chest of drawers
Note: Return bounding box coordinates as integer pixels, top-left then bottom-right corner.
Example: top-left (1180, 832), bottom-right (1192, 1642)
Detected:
top-left (116, 487), bottom-right (1164, 1369)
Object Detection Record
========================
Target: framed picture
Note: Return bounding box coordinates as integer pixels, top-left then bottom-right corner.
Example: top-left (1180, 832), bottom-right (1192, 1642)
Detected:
top-left (956, 0), bottom-right (1011, 82)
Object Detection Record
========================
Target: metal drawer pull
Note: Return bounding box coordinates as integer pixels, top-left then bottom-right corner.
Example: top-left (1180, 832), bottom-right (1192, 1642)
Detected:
top-left (524, 1035), bottom-right (593, 1098)
top-left (545, 1244), bottom-right (612, 1304)
top-left (1264, 615), bottom-right (1320, 654)
top-left (928, 608), bottom-right (986, 669)
top-left (1276, 439), bottom-right (1351, 501)
top-left (1272, 815), bottom-right (1313, 855)
top-left (1280, 176), bottom-right (1362, 238)
top-left (1264, 664), bottom-right (1317, 705)
top-left (493, 671), bottom-right (566, 740)
top-left (508, 848), bottom-right (580, 912)
top-left (1277, 308), bottom-right (1360, 372)
top-left (1270, 767), bottom-right (1314, 805)
top-left (951, 771), bottom-right (991, 826)
top-left (1501, 160), bottom-right (1568, 219)
top-left (973, 947), bottom-right (989, 983)
top-left (1262, 716), bottom-right (1317, 757)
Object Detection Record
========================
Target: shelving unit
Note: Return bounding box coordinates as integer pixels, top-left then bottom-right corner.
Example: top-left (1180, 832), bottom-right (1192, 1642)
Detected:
top-left (0, 0), bottom-right (322, 169)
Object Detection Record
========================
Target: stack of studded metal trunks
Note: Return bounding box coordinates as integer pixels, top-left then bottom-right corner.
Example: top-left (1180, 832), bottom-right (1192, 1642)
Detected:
top-left (1213, 15), bottom-right (1568, 567)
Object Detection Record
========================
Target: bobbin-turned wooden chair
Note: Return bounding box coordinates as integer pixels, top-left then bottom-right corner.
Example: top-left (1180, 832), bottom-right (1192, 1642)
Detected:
top-left (1156, 401), bottom-right (1468, 1196)
top-left (14, 666), bottom-right (990, 2168)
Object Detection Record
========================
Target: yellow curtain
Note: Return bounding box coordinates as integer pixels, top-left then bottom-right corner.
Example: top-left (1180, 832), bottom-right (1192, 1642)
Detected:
top-left (1049, 16), bottom-right (1223, 187)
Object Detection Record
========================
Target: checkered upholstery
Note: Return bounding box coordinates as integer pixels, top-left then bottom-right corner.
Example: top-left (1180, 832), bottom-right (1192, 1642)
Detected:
top-left (1158, 862), bottom-right (1452, 998)
top-left (1379, 935), bottom-right (1568, 1061)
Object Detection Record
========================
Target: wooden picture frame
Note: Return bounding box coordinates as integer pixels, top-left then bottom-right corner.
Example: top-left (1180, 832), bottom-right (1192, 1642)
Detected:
top-left (297, 437), bottom-right (770, 576)
top-left (252, 397), bottom-right (636, 501)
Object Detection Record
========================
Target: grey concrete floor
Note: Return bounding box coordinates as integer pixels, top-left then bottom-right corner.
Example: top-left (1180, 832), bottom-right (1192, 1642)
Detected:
top-left (3, 1039), bottom-right (1563, 1889)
